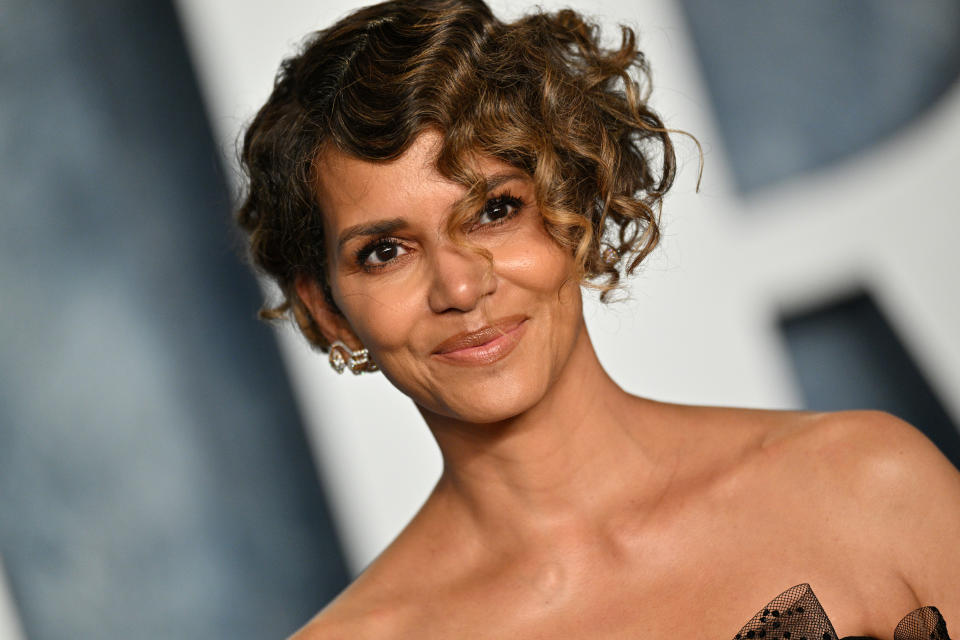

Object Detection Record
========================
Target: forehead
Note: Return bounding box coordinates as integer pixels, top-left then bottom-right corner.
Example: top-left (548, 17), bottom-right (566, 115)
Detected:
top-left (313, 131), bottom-right (449, 226)
top-left (312, 131), bottom-right (527, 236)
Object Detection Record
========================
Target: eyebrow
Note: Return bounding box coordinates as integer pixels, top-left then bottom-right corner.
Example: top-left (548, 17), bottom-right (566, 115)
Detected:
top-left (334, 171), bottom-right (527, 253)
top-left (336, 217), bottom-right (408, 253)
top-left (484, 171), bottom-right (526, 191)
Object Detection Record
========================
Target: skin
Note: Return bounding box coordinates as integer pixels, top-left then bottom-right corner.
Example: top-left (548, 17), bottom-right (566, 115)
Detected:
top-left (293, 130), bottom-right (960, 640)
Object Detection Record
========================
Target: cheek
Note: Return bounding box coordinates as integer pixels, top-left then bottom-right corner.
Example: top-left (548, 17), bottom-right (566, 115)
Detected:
top-left (495, 223), bottom-right (577, 296)
top-left (334, 277), bottom-right (423, 355)
top-left (336, 280), bottom-right (452, 410)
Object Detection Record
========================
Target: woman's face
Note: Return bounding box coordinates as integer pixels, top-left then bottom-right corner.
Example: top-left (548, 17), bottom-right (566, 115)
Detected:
top-left (308, 130), bottom-right (584, 423)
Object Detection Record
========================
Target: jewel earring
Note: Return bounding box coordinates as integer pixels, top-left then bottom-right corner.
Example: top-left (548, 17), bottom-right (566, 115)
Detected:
top-left (328, 340), bottom-right (379, 375)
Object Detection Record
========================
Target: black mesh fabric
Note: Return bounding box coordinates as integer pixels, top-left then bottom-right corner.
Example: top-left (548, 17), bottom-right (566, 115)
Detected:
top-left (734, 584), bottom-right (839, 640)
top-left (732, 584), bottom-right (952, 640)
top-left (893, 605), bottom-right (951, 640)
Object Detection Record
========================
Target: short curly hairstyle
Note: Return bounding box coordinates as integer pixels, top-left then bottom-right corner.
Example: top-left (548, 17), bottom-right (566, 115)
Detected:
top-left (237, 0), bottom-right (684, 350)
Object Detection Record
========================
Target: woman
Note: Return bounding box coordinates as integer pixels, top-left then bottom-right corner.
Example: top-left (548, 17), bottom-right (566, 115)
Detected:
top-left (237, 1), bottom-right (960, 638)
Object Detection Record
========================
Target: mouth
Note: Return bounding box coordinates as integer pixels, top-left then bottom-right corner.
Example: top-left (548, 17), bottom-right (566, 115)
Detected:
top-left (431, 315), bottom-right (528, 366)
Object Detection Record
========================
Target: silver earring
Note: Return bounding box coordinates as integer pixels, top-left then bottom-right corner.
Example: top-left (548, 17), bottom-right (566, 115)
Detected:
top-left (328, 340), bottom-right (378, 375)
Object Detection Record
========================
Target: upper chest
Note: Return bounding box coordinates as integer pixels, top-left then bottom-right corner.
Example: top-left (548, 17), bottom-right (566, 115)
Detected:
top-left (390, 504), bottom-right (918, 640)
top-left (395, 569), bottom-right (914, 640)
top-left (380, 414), bottom-right (921, 639)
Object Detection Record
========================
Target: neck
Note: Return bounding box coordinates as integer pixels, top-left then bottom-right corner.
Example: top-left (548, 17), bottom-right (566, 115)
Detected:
top-left (419, 320), bottom-right (669, 547)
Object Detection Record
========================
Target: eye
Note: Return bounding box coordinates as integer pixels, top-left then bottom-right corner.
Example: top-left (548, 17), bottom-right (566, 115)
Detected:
top-left (356, 238), bottom-right (409, 271)
top-left (472, 193), bottom-right (524, 229)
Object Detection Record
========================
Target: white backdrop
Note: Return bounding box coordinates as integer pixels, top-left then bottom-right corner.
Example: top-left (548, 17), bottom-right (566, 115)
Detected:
top-left (0, 559), bottom-right (24, 640)
top-left (173, 0), bottom-right (960, 575)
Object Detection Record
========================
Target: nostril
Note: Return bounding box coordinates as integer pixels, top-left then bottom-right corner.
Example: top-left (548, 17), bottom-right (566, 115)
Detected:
top-left (427, 246), bottom-right (498, 314)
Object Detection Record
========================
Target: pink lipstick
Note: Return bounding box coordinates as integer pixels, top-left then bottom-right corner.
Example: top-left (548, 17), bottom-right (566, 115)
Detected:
top-left (431, 315), bottom-right (528, 366)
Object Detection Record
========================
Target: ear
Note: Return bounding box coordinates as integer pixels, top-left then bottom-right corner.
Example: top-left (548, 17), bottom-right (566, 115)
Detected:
top-left (294, 274), bottom-right (363, 350)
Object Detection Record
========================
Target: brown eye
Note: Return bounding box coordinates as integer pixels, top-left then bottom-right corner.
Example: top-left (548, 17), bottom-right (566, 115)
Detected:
top-left (372, 244), bottom-right (398, 263)
top-left (357, 239), bottom-right (408, 269)
top-left (483, 202), bottom-right (511, 222)
top-left (474, 194), bottom-right (523, 228)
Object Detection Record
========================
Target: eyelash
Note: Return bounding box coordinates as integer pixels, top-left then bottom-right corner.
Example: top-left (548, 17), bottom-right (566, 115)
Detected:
top-left (353, 192), bottom-right (525, 272)
top-left (470, 192), bottom-right (524, 230)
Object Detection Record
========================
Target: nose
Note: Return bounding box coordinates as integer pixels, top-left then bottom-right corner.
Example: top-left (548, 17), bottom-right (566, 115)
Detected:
top-left (427, 243), bottom-right (497, 314)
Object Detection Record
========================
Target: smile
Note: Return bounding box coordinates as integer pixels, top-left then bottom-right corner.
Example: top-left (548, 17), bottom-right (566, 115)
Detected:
top-left (431, 315), bottom-right (528, 366)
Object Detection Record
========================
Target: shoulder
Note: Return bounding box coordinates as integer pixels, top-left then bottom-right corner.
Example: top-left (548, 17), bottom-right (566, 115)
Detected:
top-left (286, 512), bottom-right (455, 640)
top-left (287, 586), bottom-right (412, 640)
top-left (670, 403), bottom-right (960, 541)
top-left (752, 409), bottom-right (959, 512)
top-left (287, 611), bottom-right (396, 640)
top-left (287, 484), bottom-right (479, 639)
top-left (768, 410), bottom-right (960, 608)
top-left (286, 545), bottom-right (426, 640)
top-left (650, 402), bottom-right (956, 497)
top-left (766, 409), bottom-right (957, 492)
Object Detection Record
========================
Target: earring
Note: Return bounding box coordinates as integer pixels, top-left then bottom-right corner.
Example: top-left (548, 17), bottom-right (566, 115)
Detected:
top-left (328, 340), bottom-right (379, 375)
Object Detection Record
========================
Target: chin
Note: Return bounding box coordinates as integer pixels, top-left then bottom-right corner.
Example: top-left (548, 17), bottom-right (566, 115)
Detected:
top-left (422, 370), bottom-right (552, 425)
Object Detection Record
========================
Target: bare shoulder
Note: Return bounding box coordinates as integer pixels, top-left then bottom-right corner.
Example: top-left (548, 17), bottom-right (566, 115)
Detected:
top-left (674, 404), bottom-right (960, 610)
top-left (286, 530), bottom-right (440, 640)
top-left (763, 409), bottom-right (959, 491)
top-left (762, 409), bottom-right (960, 611)
top-left (287, 607), bottom-right (397, 640)
top-left (287, 606), bottom-right (375, 640)
top-left (286, 497), bottom-right (458, 640)
top-left (660, 401), bottom-right (960, 532)
top-left (287, 575), bottom-right (412, 640)
top-left (740, 408), bottom-right (959, 509)
top-left (677, 402), bottom-right (954, 477)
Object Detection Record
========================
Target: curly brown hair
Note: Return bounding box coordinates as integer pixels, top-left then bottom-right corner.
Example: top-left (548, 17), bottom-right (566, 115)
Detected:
top-left (237, 0), bottom-right (687, 350)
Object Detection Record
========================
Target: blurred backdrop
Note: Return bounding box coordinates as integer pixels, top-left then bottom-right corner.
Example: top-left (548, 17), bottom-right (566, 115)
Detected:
top-left (1, 0), bottom-right (958, 638)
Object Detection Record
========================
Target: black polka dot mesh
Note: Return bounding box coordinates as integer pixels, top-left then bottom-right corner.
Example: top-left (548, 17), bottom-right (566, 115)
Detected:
top-left (894, 605), bottom-right (951, 640)
top-left (732, 584), bottom-right (952, 640)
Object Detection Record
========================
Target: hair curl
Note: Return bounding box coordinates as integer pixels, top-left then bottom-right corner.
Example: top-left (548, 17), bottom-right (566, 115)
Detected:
top-left (237, 0), bottom-right (687, 350)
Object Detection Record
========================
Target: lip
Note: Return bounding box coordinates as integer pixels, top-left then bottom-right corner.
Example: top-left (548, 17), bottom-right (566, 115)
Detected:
top-left (431, 315), bottom-right (528, 366)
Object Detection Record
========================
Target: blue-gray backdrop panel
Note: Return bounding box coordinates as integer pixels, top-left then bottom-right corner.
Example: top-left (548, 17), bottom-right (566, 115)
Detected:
top-left (0, 1), bottom-right (348, 638)
top-left (679, 0), bottom-right (960, 192)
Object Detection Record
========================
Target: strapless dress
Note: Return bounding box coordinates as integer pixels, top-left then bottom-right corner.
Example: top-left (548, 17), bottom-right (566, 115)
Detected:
top-left (734, 584), bottom-right (950, 640)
